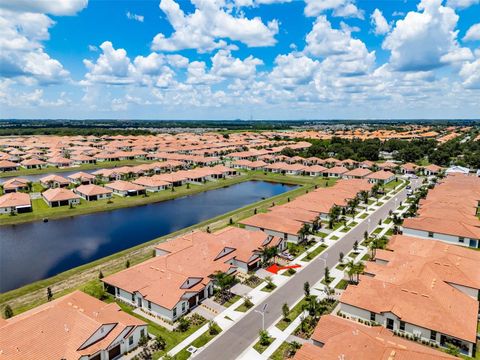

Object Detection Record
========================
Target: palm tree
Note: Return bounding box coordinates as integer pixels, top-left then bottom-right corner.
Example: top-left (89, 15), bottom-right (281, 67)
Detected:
top-left (259, 246), bottom-right (278, 266)
top-left (369, 238), bottom-right (379, 259)
top-left (345, 260), bottom-right (356, 283)
top-left (359, 190), bottom-right (369, 204)
top-left (297, 223), bottom-right (311, 241)
top-left (354, 262), bottom-right (365, 283)
top-left (323, 285), bottom-right (335, 301)
top-left (328, 205), bottom-right (341, 229)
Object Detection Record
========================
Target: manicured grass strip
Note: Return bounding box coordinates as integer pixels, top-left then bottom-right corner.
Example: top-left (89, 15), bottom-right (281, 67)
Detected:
top-left (372, 227), bottom-right (383, 235)
top-left (330, 235), bottom-right (339, 241)
top-left (223, 295), bottom-right (241, 308)
top-left (303, 244), bottom-right (328, 262)
top-left (174, 324), bottom-right (222, 360)
top-left (253, 337), bottom-right (275, 354)
top-left (261, 284), bottom-right (277, 293)
top-left (270, 341), bottom-right (290, 360)
top-left (275, 297), bottom-right (309, 331)
top-left (335, 279), bottom-right (349, 290)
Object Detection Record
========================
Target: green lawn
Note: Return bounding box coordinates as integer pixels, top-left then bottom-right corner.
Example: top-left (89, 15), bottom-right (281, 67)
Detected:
top-left (275, 296), bottom-right (310, 331)
top-left (174, 324), bottom-right (222, 360)
top-left (361, 253), bottom-right (371, 261)
top-left (383, 218), bottom-right (392, 224)
top-left (223, 295), bottom-right (241, 308)
top-left (111, 300), bottom-right (207, 359)
top-left (236, 302), bottom-right (253, 312)
top-left (384, 179), bottom-right (402, 190)
top-left (372, 227), bottom-right (383, 235)
top-left (253, 337), bottom-right (275, 354)
top-left (359, 213), bottom-right (368, 219)
top-left (335, 279), bottom-right (349, 290)
top-left (270, 341), bottom-right (291, 360)
top-left (330, 235), bottom-right (339, 241)
top-left (287, 241), bottom-right (316, 258)
top-left (303, 244), bottom-right (328, 262)
top-left (261, 284), bottom-right (277, 293)
top-left (315, 231), bottom-right (328, 238)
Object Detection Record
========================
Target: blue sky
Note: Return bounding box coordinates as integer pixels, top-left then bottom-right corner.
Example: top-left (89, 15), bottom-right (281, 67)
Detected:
top-left (0, 0), bottom-right (479, 120)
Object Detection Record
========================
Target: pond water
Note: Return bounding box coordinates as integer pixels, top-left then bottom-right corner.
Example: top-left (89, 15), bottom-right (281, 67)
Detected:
top-left (0, 180), bottom-right (297, 292)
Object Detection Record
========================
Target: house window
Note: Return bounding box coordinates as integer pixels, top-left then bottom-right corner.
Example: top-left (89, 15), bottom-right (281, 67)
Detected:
top-left (182, 303), bottom-right (186, 312)
top-left (148, 301), bottom-right (151, 310)
top-left (458, 237), bottom-right (464, 243)
top-left (400, 321), bottom-right (406, 331)
top-left (173, 308), bottom-right (177, 318)
top-left (430, 330), bottom-right (437, 341)
top-left (131, 294), bottom-right (135, 302)
top-left (129, 336), bottom-right (133, 345)
top-left (116, 288), bottom-right (120, 296)
top-left (284, 233), bottom-right (288, 240)
top-left (370, 312), bottom-right (376, 322)
top-left (140, 329), bottom-right (145, 338)
top-left (428, 232), bottom-right (434, 238)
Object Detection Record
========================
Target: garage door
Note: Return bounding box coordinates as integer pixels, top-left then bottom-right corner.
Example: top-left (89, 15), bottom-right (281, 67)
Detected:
top-left (108, 344), bottom-right (121, 359)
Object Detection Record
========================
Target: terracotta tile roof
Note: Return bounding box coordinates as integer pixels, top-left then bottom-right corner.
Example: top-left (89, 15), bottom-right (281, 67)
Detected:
top-left (367, 170), bottom-right (395, 180)
top-left (403, 174), bottom-right (480, 239)
top-left (0, 192), bottom-right (31, 208)
top-left (0, 290), bottom-right (145, 360)
top-left (76, 184), bottom-right (112, 197)
top-left (293, 315), bottom-right (455, 360)
top-left (104, 227), bottom-right (279, 309)
top-left (42, 188), bottom-right (81, 202)
top-left (39, 174), bottom-right (70, 185)
top-left (342, 236), bottom-right (479, 343)
top-left (105, 180), bottom-right (146, 192)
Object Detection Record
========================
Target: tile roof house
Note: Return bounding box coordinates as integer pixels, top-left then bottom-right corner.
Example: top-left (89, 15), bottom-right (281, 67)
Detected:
top-left (0, 290), bottom-right (147, 360)
top-left (402, 174), bottom-right (480, 248)
top-left (293, 315), bottom-right (456, 360)
top-left (339, 234), bottom-right (479, 357)
top-left (1, 177), bottom-right (29, 193)
top-left (366, 170), bottom-right (396, 184)
top-left (75, 184), bottom-right (113, 201)
top-left (0, 192), bottom-right (31, 214)
top-left (42, 188), bottom-right (81, 207)
top-left (105, 180), bottom-right (146, 197)
top-left (68, 171), bottom-right (96, 185)
top-left (103, 227), bottom-right (284, 322)
top-left (39, 174), bottom-right (71, 188)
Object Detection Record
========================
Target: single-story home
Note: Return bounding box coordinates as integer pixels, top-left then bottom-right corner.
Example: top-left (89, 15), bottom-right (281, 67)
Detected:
top-left (2, 177), bottom-right (29, 193)
top-left (423, 164), bottom-right (443, 176)
top-left (75, 184), bottom-right (112, 201)
top-left (105, 180), bottom-right (146, 197)
top-left (326, 166), bottom-right (349, 178)
top-left (132, 177), bottom-right (171, 192)
top-left (0, 160), bottom-right (19, 172)
top-left (366, 170), bottom-right (395, 184)
top-left (42, 188), bottom-right (81, 207)
top-left (0, 192), bottom-right (32, 214)
top-left (39, 174), bottom-right (70, 188)
top-left (20, 158), bottom-right (46, 169)
top-left (68, 171), bottom-right (96, 185)
top-left (0, 290), bottom-right (147, 360)
top-left (343, 168), bottom-right (372, 179)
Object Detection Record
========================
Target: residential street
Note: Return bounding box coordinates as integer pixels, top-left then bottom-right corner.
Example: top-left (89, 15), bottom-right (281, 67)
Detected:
top-left (195, 178), bottom-right (420, 360)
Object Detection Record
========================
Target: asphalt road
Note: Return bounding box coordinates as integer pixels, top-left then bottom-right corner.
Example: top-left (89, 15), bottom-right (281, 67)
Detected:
top-left (195, 179), bottom-right (420, 360)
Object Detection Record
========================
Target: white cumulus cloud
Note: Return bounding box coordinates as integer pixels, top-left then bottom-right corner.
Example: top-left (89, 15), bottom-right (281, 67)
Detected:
top-left (383, 0), bottom-right (472, 72)
top-left (463, 23), bottom-right (480, 41)
top-left (304, 0), bottom-right (364, 19)
top-left (151, 0), bottom-right (279, 52)
top-left (371, 9), bottom-right (390, 35)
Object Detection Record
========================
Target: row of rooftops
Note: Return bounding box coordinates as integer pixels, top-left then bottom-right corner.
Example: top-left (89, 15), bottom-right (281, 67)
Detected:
top-left (293, 314), bottom-right (456, 360)
top-left (340, 235), bottom-right (480, 344)
top-left (102, 227), bottom-right (282, 310)
top-left (402, 174), bottom-right (480, 239)
top-left (240, 179), bottom-right (374, 235)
